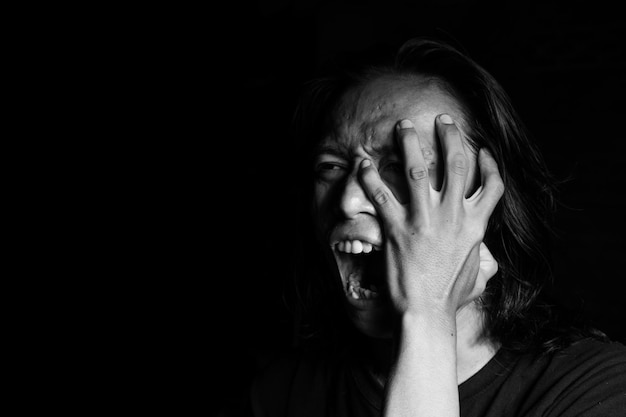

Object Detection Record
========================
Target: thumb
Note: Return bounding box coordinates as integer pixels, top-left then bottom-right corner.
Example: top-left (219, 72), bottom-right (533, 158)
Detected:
top-left (478, 242), bottom-right (498, 280)
top-left (466, 242), bottom-right (498, 303)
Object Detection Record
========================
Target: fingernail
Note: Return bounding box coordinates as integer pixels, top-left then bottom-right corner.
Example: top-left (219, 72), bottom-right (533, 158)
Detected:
top-left (398, 119), bottom-right (414, 129)
top-left (361, 159), bottom-right (371, 168)
top-left (439, 114), bottom-right (453, 124)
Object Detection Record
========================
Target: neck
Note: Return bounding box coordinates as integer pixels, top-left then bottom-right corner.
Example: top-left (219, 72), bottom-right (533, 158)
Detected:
top-left (454, 302), bottom-right (500, 384)
top-left (357, 302), bottom-right (499, 386)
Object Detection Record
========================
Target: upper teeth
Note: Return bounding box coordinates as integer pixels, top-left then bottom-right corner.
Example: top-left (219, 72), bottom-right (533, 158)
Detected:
top-left (335, 240), bottom-right (381, 254)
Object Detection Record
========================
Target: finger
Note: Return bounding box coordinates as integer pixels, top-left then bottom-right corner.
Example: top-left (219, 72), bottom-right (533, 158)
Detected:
top-left (478, 242), bottom-right (498, 280)
top-left (359, 159), bottom-right (403, 227)
top-left (395, 119), bottom-right (430, 213)
top-left (457, 244), bottom-right (481, 309)
top-left (436, 114), bottom-right (469, 204)
top-left (465, 242), bottom-right (498, 306)
top-left (474, 148), bottom-right (505, 219)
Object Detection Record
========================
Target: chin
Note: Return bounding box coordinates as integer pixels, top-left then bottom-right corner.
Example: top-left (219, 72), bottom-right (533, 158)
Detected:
top-left (346, 299), bottom-right (395, 339)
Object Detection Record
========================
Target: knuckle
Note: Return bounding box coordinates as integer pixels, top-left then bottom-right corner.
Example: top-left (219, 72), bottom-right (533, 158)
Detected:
top-left (449, 152), bottom-right (468, 175)
top-left (373, 188), bottom-right (390, 205)
top-left (421, 147), bottom-right (435, 164)
top-left (409, 167), bottom-right (427, 180)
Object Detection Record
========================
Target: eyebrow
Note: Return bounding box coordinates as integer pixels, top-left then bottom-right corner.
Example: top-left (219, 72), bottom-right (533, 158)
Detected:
top-left (368, 142), bottom-right (397, 159)
top-left (314, 142), bottom-right (349, 156)
top-left (314, 136), bottom-right (399, 159)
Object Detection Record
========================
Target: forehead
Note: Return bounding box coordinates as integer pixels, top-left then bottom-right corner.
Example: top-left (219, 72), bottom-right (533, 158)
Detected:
top-left (326, 75), bottom-right (466, 152)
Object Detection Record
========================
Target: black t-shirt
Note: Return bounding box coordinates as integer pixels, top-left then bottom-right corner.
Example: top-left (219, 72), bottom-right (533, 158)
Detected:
top-left (248, 337), bottom-right (626, 416)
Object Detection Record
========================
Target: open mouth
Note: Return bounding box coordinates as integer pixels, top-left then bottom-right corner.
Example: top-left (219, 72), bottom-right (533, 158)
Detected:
top-left (332, 240), bottom-right (386, 302)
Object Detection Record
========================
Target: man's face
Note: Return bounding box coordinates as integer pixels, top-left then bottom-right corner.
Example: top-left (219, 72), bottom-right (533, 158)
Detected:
top-left (312, 75), bottom-right (479, 338)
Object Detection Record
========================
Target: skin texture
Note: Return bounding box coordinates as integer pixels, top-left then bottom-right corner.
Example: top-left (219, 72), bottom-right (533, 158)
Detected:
top-left (312, 74), bottom-right (505, 415)
top-left (313, 75), bottom-right (498, 333)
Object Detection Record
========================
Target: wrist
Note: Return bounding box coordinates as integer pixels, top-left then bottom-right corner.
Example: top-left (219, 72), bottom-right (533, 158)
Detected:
top-left (400, 310), bottom-right (458, 342)
top-left (402, 305), bottom-right (456, 331)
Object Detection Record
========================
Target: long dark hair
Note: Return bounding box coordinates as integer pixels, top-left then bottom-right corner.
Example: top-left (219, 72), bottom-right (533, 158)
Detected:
top-left (288, 37), bottom-right (607, 353)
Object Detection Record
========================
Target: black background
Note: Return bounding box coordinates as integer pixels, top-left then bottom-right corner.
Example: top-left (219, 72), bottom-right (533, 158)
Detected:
top-left (209, 0), bottom-right (625, 414)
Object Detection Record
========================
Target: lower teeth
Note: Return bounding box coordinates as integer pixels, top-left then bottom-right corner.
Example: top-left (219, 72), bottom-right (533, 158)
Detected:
top-left (348, 282), bottom-right (379, 300)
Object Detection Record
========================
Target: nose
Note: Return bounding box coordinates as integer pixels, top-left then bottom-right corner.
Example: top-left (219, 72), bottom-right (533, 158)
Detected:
top-left (338, 171), bottom-right (376, 219)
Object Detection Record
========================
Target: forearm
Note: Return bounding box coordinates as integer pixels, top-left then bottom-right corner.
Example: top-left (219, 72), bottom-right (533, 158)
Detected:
top-left (383, 312), bottom-right (459, 417)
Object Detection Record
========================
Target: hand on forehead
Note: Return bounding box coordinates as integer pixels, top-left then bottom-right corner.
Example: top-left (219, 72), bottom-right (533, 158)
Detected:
top-left (326, 77), bottom-right (476, 195)
top-left (332, 75), bottom-right (476, 169)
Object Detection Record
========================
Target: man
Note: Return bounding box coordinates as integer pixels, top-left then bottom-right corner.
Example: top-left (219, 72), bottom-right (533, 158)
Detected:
top-left (247, 37), bottom-right (626, 416)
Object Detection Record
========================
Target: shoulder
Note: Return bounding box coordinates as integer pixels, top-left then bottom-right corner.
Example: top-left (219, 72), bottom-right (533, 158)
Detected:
top-left (547, 336), bottom-right (626, 377)
top-left (461, 337), bottom-right (626, 416)
top-left (529, 337), bottom-right (626, 415)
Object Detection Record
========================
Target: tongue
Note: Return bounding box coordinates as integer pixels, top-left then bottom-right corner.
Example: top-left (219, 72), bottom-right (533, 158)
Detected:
top-left (344, 251), bottom-right (385, 291)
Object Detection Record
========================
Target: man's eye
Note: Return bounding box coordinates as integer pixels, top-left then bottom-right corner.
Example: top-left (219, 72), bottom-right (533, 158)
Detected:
top-left (380, 161), bottom-right (405, 188)
top-left (382, 161), bottom-right (403, 174)
top-left (315, 162), bottom-right (347, 180)
top-left (318, 162), bottom-right (344, 171)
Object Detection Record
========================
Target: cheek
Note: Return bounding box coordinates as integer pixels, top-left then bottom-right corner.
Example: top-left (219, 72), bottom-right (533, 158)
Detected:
top-left (313, 183), bottom-right (325, 207)
top-left (312, 182), bottom-right (336, 234)
top-left (313, 182), bottom-right (331, 216)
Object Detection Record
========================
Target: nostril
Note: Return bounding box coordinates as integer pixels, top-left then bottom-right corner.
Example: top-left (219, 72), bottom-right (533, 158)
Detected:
top-left (339, 177), bottom-right (377, 218)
